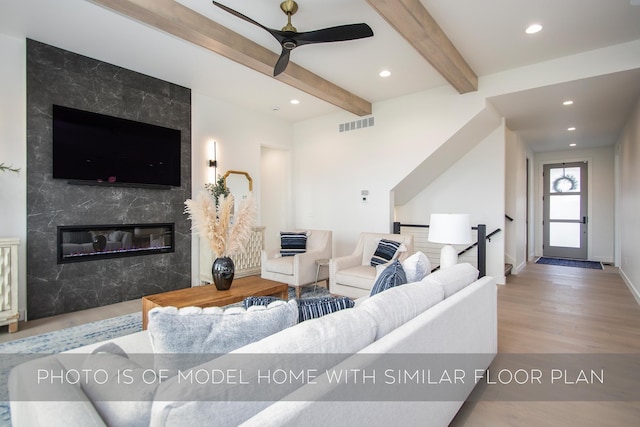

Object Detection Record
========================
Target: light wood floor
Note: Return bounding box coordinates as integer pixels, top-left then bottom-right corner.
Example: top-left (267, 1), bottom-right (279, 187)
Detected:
top-left (0, 299), bottom-right (140, 343)
top-left (451, 261), bottom-right (640, 427)
top-left (2, 263), bottom-right (640, 425)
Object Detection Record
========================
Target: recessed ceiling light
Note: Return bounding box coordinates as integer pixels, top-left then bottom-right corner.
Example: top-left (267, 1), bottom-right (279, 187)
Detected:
top-left (379, 70), bottom-right (391, 78)
top-left (290, 99), bottom-right (300, 105)
top-left (563, 100), bottom-right (574, 106)
top-left (570, 143), bottom-right (577, 147)
top-left (525, 23), bottom-right (543, 34)
top-left (567, 127), bottom-right (576, 131)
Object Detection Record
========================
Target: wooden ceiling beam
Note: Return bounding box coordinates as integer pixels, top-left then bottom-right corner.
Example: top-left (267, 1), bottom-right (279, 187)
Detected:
top-left (92, 0), bottom-right (372, 116)
top-left (366, 0), bottom-right (478, 93)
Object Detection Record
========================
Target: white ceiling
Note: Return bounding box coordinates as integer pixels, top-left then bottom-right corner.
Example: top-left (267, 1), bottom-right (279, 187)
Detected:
top-left (1, 0), bottom-right (640, 152)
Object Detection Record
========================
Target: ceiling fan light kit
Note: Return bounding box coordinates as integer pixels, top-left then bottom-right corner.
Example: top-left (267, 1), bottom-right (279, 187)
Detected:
top-left (212, 0), bottom-right (374, 76)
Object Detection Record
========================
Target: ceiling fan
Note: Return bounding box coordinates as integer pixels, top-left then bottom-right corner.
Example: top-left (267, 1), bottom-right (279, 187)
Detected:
top-left (212, 0), bottom-right (374, 76)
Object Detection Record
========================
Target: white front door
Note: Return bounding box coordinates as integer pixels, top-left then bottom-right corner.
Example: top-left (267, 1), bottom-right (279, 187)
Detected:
top-left (543, 162), bottom-right (588, 260)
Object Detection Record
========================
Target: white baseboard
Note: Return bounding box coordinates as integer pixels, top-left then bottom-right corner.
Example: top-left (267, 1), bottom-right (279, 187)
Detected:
top-left (590, 255), bottom-right (614, 263)
top-left (619, 268), bottom-right (640, 307)
top-left (514, 260), bottom-right (527, 275)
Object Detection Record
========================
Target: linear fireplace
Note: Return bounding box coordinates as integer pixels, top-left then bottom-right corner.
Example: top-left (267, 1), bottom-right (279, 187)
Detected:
top-left (57, 223), bottom-right (174, 264)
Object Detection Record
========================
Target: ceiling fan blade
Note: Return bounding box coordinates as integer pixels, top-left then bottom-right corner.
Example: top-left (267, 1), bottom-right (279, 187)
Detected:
top-left (273, 49), bottom-right (291, 76)
top-left (294, 23), bottom-right (374, 46)
top-left (211, 1), bottom-right (279, 38)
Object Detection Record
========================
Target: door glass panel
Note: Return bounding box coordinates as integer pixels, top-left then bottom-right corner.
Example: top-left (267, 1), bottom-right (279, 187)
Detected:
top-left (549, 195), bottom-right (581, 220)
top-left (549, 223), bottom-right (581, 248)
top-left (549, 167), bottom-right (581, 193)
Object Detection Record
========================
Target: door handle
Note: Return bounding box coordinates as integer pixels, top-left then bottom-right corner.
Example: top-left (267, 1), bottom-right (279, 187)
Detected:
top-left (582, 216), bottom-right (587, 224)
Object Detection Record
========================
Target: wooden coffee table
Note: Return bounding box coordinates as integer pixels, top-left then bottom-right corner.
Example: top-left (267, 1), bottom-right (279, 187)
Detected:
top-left (141, 275), bottom-right (289, 329)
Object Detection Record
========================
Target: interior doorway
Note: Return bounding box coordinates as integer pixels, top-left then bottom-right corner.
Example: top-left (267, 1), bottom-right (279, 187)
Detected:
top-left (260, 146), bottom-right (291, 252)
top-left (543, 161), bottom-right (588, 259)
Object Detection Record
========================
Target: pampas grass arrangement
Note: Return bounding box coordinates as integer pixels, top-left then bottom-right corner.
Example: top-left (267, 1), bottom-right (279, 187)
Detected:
top-left (184, 191), bottom-right (257, 258)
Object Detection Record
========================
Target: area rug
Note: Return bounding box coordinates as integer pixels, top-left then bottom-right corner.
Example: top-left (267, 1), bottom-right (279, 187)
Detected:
top-left (536, 257), bottom-right (603, 270)
top-left (0, 285), bottom-right (329, 426)
top-left (0, 311), bottom-right (142, 426)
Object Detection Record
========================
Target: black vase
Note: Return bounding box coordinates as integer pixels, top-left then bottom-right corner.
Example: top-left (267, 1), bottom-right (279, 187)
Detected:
top-left (92, 235), bottom-right (107, 252)
top-left (212, 257), bottom-right (235, 290)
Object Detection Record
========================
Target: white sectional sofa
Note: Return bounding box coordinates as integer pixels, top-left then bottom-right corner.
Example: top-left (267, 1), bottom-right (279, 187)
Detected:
top-left (9, 264), bottom-right (497, 427)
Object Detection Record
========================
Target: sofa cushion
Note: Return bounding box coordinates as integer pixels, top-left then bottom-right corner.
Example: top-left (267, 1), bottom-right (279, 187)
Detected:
top-left (280, 231), bottom-right (308, 256)
top-left (264, 255), bottom-right (294, 275)
top-left (150, 308), bottom-right (378, 426)
top-left (370, 239), bottom-right (402, 266)
top-left (335, 264), bottom-right (377, 290)
top-left (424, 263), bottom-right (479, 298)
top-left (358, 278), bottom-right (445, 340)
top-left (147, 301), bottom-right (298, 372)
top-left (108, 230), bottom-right (124, 242)
top-left (81, 343), bottom-right (157, 427)
top-left (370, 260), bottom-right (407, 296)
top-left (402, 251), bottom-right (432, 282)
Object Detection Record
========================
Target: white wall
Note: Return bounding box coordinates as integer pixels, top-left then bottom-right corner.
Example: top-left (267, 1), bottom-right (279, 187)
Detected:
top-left (0, 35), bottom-right (27, 317)
top-left (505, 127), bottom-right (530, 273)
top-left (616, 96), bottom-right (640, 303)
top-left (534, 147), bottom-right (615, 263)
top-left (261, 146), bottom-right (292, 252)
top-left (292, 86), bottom-right (488, 257)
top-left (191, 92), bottom-right (293, 284)
top-left (395, 124), bottom-right (507, 284)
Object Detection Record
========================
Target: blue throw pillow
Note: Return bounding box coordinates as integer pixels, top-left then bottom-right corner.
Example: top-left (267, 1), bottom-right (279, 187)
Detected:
top-left (280, 231), bottom-right (308, 256)
top-left (243, 295), bottom-right (355, 323)
top-left (370, 239), bottom-right (402, 266)
top-left (243, 295), bottom-right (281, 309)
top-left (370, 259), bottom-right (407, 296)
top-left (296, 296), bottom-right (355, 323)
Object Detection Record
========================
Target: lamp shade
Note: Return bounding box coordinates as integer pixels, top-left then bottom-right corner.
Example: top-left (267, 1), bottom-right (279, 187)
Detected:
top-left (428, 213), bottom-right (472, 245)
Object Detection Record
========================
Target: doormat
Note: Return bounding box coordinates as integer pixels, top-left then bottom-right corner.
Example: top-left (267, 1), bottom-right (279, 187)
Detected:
top-left (536, 257), bottom-right (603, 270)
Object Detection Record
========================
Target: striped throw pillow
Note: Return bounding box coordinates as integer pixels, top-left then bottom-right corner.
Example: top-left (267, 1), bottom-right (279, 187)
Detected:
top-left (296, 297), bottom-right (355, 323)
top-left (370, 260), bottom-right (407, 296)
top-left (243, 296), bottom-right (281, 309)
top-left (243, 295), bottom-right (355, 323)
top-left (280, 231), bottom-right (308, 256)
top-left (370, 239), bottom-right (402, 266)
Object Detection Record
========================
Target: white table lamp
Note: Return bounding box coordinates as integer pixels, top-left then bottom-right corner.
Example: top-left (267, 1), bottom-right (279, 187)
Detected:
top-left (428, 213), bottom-right (472, 269)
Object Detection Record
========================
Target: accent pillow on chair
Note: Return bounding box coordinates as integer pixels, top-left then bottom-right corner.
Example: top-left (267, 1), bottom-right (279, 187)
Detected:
top-left (370, 239), bottom-right (404, 266)
top-left (370, 259), bottom-right (408, 296)
top-left (280, 231), bottom-right (309, 256)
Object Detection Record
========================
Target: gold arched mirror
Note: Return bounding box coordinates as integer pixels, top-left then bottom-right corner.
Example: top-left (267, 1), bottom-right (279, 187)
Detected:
top-left (223, 170), bottom-right (253, 210)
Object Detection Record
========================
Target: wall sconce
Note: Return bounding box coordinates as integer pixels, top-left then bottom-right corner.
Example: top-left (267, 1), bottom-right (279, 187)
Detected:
top-left (428, 213), bottom-right (472, 269)
top-left (207, 140), bottom-right (218, 183)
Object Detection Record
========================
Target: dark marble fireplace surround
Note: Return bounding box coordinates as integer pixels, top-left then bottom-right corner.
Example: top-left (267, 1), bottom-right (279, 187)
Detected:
top-left (27, 39), bottom-right (192, 320)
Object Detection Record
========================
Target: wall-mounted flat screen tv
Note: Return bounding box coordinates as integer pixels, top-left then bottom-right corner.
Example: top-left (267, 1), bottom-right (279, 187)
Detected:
top-left (52, 105), bottom-right (181, 188)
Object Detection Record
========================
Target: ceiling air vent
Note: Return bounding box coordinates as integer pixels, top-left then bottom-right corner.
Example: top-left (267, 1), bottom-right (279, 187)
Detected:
top-left (339, 116), bottom-right (375, 133)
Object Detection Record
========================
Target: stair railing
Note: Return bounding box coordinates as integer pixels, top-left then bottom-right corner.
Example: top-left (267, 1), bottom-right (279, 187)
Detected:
top-left (393, 222), bottom-right (501, 278)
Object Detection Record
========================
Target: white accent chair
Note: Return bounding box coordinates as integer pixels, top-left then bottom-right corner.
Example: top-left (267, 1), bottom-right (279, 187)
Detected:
top-left (261, 229), bottom-right (332, 298)
top-left (330, 232), bottom-right (414, 299)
